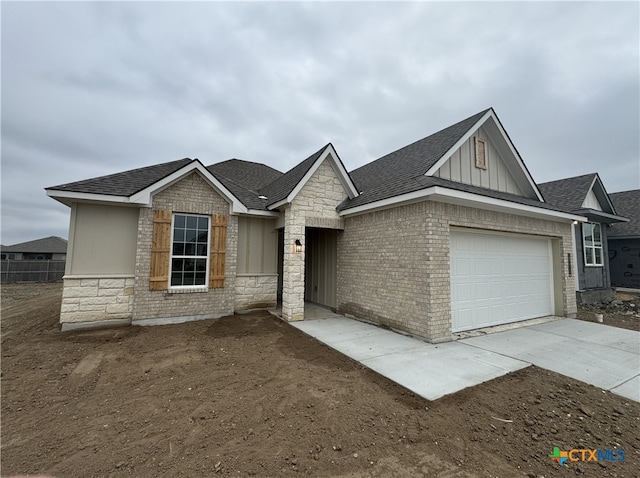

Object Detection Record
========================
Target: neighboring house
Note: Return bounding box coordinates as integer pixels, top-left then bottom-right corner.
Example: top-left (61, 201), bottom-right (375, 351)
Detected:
top-left (608, 190), bottom-right (640, 289)
top-left (538, 174), bottom-right (628, 303)
top-left (1, 236), bottom-right (68, 261)
top-left (47, 108), bottom-right (583, 341)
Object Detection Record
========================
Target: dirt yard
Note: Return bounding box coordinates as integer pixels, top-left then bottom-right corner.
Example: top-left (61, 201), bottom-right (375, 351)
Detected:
top-left (576, 291), bottom-right (640, 332)
top-left (1, 283), bottom-right (638, 477)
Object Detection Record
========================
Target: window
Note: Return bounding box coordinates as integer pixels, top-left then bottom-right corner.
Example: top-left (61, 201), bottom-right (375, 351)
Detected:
top-left (170, 214), bottom-right (210, 287)
top-left (582, 222), bottom-right (603, 266)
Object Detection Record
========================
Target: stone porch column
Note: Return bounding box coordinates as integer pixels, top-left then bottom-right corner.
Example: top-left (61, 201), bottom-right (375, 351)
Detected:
top-left (282, 206), bottom-right (305, 321)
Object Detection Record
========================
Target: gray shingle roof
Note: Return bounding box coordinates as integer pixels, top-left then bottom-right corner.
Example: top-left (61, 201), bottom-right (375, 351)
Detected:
top-left (337, 175), bottom-right (575, 214)
top-left (2, 236), bottom-right (68, 254)
top-left (46, 158), bottom-right (194, 196)
top-left (342, 109), bottom-right (490, 210)
top-left (608, 190), bottom-right (640, 238)
top-left (537, 174), bottom-right (597, 212)
top-left (207, 159), bottom-right (283, 210)
top-left (258, 145), bottom-right (329, 207)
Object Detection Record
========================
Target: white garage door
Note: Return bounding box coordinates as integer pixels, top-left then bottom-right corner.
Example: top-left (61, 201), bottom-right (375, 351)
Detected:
top-left (450, 230), bottom-right (554, 332)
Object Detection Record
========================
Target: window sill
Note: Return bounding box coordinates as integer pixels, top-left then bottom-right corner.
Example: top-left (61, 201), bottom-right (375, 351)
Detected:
top-left (167, 287), bottom-right (209, 294)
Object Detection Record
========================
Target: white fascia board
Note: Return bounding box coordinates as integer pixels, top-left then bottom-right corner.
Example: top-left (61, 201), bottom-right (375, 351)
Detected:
top-left (267, 145), bottom-right (358, 211)
top-left (339, 186), bottom-right (586, 223)
top-left (590, 175), bottom-right (616, 213)
top-left (487, 113), bottom-right (544, 201)
top-left (424, 110), bottom-right (544, 202)
top-left (129, 161), bottom-right (248, 213)
top-left (324, 144), bottom-right (359, 199)
top-left (243, 209), bottom-right (280, 217)
top-left (267, 199), bottom-right (288, 210)
top-left (46, 189), bottom-right (132, 207)
top-left (424, 109), bottom-right (493, 177)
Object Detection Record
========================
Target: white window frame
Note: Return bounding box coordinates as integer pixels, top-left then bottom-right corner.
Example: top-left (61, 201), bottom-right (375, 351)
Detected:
top-left (169, 213), bottom-right (210, 290)
top-left (582, 222), bottom-right (603, 267)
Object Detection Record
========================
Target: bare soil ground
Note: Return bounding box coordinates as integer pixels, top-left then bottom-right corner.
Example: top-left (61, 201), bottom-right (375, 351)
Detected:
top-left (576, 291), bottom-right (640, 332)
top-left (1, 283), bottom-right (638, 477)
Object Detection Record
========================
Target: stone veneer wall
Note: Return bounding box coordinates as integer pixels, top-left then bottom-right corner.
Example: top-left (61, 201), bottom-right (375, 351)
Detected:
top-left (337, 200), bottom-right (576, 342)
top-left (235, 275), bottom-right (278, 310)
top-left (132, 172), bottom-right (238, 322)
top-left (282, 159), bottom-right (348, 321)
top-left (60, 277), bottom-right (134, 323)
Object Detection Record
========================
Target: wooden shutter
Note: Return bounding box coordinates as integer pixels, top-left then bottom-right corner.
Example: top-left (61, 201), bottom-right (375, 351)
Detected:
top-left (209, 214), bottom-right (227, 288)
top-left (149, 209), bottom-right (172, 291)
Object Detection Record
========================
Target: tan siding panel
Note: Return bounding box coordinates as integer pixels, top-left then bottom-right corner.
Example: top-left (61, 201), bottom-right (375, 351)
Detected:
top-left (69, 203), bottom-right (139, 275)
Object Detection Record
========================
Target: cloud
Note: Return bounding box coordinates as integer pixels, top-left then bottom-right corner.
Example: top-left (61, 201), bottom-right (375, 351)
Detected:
top-left (1, 1), bottom-right (638, 245)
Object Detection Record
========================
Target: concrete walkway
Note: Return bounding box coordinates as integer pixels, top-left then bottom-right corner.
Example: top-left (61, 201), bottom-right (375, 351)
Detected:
top-left (291, 306), bottom-right (640, 402)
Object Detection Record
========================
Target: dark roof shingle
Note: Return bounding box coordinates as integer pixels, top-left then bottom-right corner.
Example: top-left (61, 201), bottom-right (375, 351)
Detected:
top-left (608, 190), bottom-right (640, 238)
top-left (46, 158), bottom-right (194, 196)
top-left (343, 109), bottom-right (490, 210)
top-left (2, 236), bottom-right (68, 254)
top-left (207, 159), bottom-right (283, 210)
top-left (537, 174), bottom-right (597, 212)
top-left (258, 145), bottom-right (329, 207)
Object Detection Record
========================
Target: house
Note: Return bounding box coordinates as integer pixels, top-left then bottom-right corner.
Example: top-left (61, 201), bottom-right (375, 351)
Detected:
top-left (1, 236), bottom-right (68, 261)
top-left (46, 108), bottom-right (584, 341)
top-left (538, 174), bottom-right (628, 303)
top-left (608, 190), bottom-right (640, 289)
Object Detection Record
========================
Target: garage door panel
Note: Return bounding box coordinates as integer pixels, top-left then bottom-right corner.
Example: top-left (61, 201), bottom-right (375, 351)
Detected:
top-left (451, 231), bottom-right (554, 332)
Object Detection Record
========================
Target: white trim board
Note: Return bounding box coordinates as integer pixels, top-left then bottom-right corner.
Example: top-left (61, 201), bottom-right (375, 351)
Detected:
top-left (424, 110), bottom-right (543, 202)
top-left (267, 144), bottom-right (358, 210)
top-left (339, 186), bottom-right (586, 223)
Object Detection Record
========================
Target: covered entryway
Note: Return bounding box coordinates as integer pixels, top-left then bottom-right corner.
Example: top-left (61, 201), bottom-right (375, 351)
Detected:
top-left (304, 228), bottom-right (337, 309)
top-left (450, 230), bottom-right (555, 332)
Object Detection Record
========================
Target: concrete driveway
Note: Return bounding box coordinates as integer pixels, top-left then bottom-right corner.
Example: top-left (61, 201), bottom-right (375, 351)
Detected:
top-left (291, 309), bottom-right (639, 402)
top-left (461, 318), bottom-right (639, 402)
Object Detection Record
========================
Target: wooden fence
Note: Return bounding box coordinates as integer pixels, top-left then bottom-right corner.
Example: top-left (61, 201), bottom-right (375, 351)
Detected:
top-left (1, 260), bottom-right (66, 283)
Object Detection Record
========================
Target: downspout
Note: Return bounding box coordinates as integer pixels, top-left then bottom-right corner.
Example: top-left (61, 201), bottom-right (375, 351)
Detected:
top-left (571, 222), bottom-right (580, 291)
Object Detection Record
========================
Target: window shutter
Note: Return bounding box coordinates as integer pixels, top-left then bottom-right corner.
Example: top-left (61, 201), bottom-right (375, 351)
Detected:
top-left (149, 209), bottom-right (172, 291)
top-left (209, 214), bottom-right (227, 288)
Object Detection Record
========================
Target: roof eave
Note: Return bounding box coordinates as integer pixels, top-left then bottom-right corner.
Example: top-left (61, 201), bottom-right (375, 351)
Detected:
top-left (47, 161), bottom-right (250, 214)
top-left (46, 189), bottom-right (134, 207)
top-left (574, 208), bottom-right (629, 224)
top-left (340, 186), bottom-right (586, 223)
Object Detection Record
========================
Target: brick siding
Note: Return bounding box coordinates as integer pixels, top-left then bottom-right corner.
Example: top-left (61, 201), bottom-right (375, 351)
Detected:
top-left (337, 200), bottom-right (576, 342)
top-left (132, 172), bottom-right (238, 322)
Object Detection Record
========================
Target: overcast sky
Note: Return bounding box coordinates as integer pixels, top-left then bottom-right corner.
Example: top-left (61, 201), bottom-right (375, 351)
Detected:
top-left (1, 1), bottom-right (638, 245)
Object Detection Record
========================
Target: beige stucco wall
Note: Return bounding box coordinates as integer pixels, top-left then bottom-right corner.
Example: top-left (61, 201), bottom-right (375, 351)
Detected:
top-left (237, 217), bottom-right (278, 274)
top-left (132, 172), bottom-right (237, 322)
top-left (66, 203), bottom-right (139, 275)
top-left (282, 156), bottom-right (348, 321)
top-left (337, 200), bottom-right (576, 342)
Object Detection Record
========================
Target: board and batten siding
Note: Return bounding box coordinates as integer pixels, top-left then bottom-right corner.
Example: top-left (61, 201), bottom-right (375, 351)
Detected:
top-left (66, 203), bottom-right (139, 275)
top-left (582, 189), bottom-right (603, 211)
top-left (434, 126), bottom-right (523, 195)
top-left (237, 217), bottom-right (278, 274)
